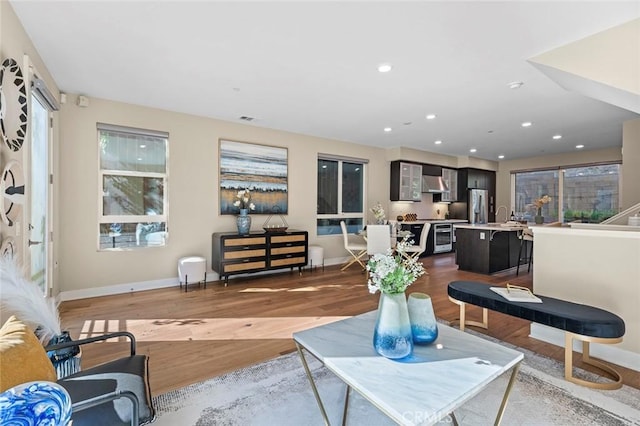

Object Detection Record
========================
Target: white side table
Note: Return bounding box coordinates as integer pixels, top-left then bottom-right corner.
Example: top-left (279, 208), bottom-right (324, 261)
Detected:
top-left (178, 256), bottom-right (207, 292)
top-left (308, 245), bottom-right (324, 271)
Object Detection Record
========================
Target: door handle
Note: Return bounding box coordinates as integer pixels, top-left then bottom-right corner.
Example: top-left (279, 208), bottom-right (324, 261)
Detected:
top-left (28, 240), bottom-right (43, 247)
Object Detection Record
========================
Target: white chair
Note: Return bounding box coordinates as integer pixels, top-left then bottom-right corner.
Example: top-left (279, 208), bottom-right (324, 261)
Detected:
top-left (340, 221), bottom-right (367, 271)
top-left (366, 225), bottom-right (392, 256)
top-left (402, 222), bottom-right (431, 263)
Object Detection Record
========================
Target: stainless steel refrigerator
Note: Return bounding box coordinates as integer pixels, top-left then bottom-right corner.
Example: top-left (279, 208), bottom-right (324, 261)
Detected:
top-left (468, 189), bottom-right (488, 224)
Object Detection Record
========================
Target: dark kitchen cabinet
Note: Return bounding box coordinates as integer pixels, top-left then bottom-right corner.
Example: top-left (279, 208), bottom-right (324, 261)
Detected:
top-left (400, 223), bottom-right (429, 257)
top-left (452, 168), bottom-right (496, 222)
top-left (421, 164), bottom-right (443, 177)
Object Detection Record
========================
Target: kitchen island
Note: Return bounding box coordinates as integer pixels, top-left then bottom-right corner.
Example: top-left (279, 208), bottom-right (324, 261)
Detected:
top-left (454, 223), bottom-right (525, 274)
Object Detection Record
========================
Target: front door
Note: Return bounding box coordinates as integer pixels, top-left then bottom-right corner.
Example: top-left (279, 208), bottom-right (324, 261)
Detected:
top-left (29, 91), bottom-right (51, 294)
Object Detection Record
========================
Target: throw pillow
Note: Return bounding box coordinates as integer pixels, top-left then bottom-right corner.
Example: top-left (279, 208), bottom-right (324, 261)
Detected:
top-left (0, 315), bottom-right (57, 392)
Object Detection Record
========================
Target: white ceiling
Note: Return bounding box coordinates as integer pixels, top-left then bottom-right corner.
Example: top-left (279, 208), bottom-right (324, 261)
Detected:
top-left (9, 1), bottom-right (640, 161)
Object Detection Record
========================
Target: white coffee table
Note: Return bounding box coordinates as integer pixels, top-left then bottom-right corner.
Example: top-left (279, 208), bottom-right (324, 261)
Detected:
top-left (293, 311), bottom-right (523, 426)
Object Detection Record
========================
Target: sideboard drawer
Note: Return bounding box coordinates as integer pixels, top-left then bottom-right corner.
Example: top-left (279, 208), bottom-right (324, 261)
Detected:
top-left (271, 234), bottom-right (306, 244)
top-left (270, 246), bottom-right (305, 255)
top-left (223, 260), bottom-right (267, 273)
top-left (271, 256), bottom-right (307, 267)
top-left (224, 236), bottom-right (266, 247)
top-left (224, 249), bottom-right (266, 260)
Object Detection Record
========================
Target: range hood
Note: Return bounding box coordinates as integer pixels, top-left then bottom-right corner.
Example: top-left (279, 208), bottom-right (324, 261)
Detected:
top-left (421, 175), bottom-right (449, 193)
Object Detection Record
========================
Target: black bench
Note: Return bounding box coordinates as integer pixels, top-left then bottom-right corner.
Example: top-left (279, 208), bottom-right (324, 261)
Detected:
top-left (447, 280), bottom-right (626, 390)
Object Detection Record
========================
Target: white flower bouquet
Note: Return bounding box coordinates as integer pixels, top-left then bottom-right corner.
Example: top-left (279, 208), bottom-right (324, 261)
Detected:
top-left (233, 189), bottom-right (256, 211)
top-left (366, 238), bottom-right (425, 295)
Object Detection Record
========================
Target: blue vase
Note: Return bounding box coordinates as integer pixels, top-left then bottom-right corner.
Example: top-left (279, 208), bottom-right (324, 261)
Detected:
top-left (407, 292), bottom-right (439, 345)
top-left (373, 292), bottom-right (413, 359)
top-left (236, 209), bottom-right (251, 235)
top-left (46, 331), bottom-right (81, 378)
top-left (0, 381), bottom-right (72, 425)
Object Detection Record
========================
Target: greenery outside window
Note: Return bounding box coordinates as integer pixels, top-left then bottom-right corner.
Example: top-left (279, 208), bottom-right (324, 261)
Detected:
top-left (513, 163), bottom-right (620, 224)
top-left (98, 123), bottom-right (168, 249)
top-left (317, 156), bottom-right (366, 235)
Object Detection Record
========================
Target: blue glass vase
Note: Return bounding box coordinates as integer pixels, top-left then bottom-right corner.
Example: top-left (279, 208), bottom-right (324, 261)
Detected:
top-left (373, 292), bottom-right (413, 359)
top-left (407, 292), bottom-right (439, 345)
top-left (0, 381), bottom-right (72, 425)
top-left (236, 209), bottom-right (251, 235)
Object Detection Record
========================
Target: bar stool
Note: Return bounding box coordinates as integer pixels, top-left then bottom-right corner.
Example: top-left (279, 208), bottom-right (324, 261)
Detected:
top-left (178, 256), bottom-right (207, 292)
top-left (516, 229), bottom-right (534, 275)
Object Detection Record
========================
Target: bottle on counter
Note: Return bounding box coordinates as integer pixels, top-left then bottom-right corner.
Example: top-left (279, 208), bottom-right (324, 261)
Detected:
top-left (510, 211), bottom-right (516, 221)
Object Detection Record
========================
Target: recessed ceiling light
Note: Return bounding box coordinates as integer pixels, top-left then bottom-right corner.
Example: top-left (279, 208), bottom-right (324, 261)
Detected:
top-left (384, 127), bottom-right (392, 132)
top-left (137, 157), bottom-right (142, 161)
top-left (426, 114), bottom-right (436, 120)
top-left (508, 81), bottom-right (524, 89)
top-left (470, 148), bottom-right (477, 153)
top-left (498, 155), bottom-right (505, 159)
top-left (576, 144), bottom-right (585, 149)
top-left (552, 134), bottom-right (562, 140)
top-left (139, 144), bottom-right (146, 148)
top-left (377, 63), bottom-right (392, 73)
top-left (521, 122), bottom-right (532, 127)
top-left (434, 140), bottom-right (442, 145)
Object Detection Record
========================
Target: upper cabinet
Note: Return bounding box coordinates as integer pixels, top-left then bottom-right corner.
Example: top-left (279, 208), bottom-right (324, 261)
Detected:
top-left (437, 168), bottom-right (458, 202)
top-left (390, 161), bottom-right (422, 201)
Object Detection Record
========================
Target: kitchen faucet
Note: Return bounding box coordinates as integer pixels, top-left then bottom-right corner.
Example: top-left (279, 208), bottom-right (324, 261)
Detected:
top-left (495, 205), bottom-right (508, 223)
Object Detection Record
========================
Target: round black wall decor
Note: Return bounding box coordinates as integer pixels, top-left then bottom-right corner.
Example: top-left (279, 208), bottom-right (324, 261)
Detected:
top-left (0, 58), bottom-right (29, 152)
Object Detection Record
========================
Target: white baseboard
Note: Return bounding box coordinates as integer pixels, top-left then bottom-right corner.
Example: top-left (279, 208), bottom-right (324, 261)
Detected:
top-left (530, 323), bottom-right (640, 372)
top-left (59, 272), bottom-right (219, 301)
top-left (60, 258), bottom-right (349, 301)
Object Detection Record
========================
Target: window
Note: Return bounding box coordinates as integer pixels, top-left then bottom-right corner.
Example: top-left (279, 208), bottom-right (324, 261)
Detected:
top-left (98, 123), bottom-right (168, 249)
top-left (563, 164), bottom-right (619, 223)
top-left (317, 156), bottom-right (366, 235)
top-left (513, 163), bottom-right (620, 224)
top-left (514, 170), bottom-right (559, 223)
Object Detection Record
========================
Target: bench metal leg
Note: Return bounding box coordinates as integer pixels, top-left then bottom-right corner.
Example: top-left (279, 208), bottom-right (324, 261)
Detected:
top-left (448, 297), bottom-right (488, 331)
top-left (564, 332), bottom-right (623, 390)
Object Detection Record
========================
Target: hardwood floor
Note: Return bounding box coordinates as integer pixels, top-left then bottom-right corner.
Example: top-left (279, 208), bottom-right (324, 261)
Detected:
top-left (59, 253), bottom-right (639, 396)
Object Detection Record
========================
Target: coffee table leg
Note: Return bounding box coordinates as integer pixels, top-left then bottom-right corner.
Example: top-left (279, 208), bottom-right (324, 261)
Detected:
top-left (494, 362), bottom-right (521, 425)
top-left (341, 385), bottom-right (351, 426)
top-left (295, 342), bottom-right (331, 426)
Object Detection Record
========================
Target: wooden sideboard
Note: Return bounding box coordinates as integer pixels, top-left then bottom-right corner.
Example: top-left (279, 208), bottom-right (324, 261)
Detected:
top-left (211, 230), bottom-right (308, 285)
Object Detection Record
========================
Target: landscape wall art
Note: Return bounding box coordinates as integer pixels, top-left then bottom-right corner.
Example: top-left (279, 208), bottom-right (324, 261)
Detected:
top-left (219, 139), bottom-right (288, 215)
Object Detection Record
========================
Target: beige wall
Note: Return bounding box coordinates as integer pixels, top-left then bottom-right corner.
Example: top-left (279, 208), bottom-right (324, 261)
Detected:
top-left (533, 227), bottom-right (640, 365)
top-left (495, 147), bottom-right (624, 213)
top-left (622, 118), bottom-right (640, 209)
top-left (58, 95), bottom-right (390, 293)
top-left (1, 1), bottom-right (61, 293)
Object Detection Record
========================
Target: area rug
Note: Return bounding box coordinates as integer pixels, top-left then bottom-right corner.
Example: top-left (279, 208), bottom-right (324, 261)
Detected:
top-left (152, 328), bottom-right (640, 425)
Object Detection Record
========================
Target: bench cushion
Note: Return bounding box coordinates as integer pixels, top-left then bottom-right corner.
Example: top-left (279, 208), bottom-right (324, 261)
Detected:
top-left (448, 281), bottom-right (625, 339)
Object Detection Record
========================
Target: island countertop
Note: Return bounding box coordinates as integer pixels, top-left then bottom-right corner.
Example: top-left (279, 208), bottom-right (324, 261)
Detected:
top-left (454, 222), bottom-right (526, 231)
top-left (401, 219), bottom-right (468, 224)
